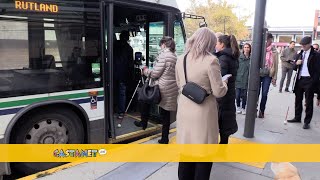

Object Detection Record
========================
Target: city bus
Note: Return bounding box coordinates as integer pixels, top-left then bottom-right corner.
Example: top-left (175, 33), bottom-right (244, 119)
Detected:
top-left (0, 0), bottom-right (193, 177)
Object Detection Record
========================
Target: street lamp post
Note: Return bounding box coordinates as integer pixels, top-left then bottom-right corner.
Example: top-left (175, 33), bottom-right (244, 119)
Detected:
top-left (243, 0), bottom-right (268, 138)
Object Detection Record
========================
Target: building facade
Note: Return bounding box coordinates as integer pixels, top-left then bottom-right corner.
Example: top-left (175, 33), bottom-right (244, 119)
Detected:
top-left (247, 26), bottom-right (313, 46)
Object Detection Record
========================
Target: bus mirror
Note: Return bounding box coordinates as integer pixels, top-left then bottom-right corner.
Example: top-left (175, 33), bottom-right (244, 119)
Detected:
top-left (180, 12), bottom-right (185, 19)
top-left (199, 22), bottom-right (207, 28)
top-left (180, 12), bottom-right (207, 28)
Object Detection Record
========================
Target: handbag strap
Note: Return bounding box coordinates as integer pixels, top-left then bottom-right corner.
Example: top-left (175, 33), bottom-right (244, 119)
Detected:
top-left (183, 53), bottom-right (189, 83)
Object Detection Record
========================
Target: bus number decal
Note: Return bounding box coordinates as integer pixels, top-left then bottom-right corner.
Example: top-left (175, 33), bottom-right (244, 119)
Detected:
top-left (15, 1), bottom-right (59, 13)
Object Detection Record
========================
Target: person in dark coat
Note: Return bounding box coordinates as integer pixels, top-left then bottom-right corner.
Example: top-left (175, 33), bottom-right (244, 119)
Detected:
top-left (215, 34), bottom-right (240, 144)
top-left (113, 31), bottom-right (134, 119)
top-left (287, 36), bottom-right (320, 129)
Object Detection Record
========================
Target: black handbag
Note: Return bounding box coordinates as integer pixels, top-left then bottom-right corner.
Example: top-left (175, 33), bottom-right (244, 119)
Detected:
top-left (181, 54), bottom-right (210, 104)
top-left (138, 78), bottom-right (161, 104)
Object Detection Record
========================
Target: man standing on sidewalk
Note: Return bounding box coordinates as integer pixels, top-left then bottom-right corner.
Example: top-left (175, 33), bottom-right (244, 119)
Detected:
top-left (279, 41), bottom-right (297, 93)
top-left (288, 37), bottom-right (320, 129)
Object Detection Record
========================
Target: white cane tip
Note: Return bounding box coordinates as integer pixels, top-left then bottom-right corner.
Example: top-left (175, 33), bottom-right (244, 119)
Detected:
top-left (117, 124), bottom-right (122, 128)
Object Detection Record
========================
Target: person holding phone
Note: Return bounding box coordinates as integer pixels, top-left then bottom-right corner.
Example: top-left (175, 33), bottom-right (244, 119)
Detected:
top-left (279, 41), bottom-right (297, 93)
top-left (215, 34), bottom-right (240, 144)
top-left (287, 36), bottom-right (320, 129)
top-left (175, 28), bottom-right (228, 180)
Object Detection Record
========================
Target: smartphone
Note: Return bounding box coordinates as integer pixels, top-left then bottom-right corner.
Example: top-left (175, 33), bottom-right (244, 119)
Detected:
top-left (222, 74), bottom-right (232, 81)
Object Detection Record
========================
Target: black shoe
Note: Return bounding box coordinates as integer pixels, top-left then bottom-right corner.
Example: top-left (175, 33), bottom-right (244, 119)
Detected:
top-left (279, 89), bottom-right (282, 93)
top-left (258, 111), bottom-right (264, 118)
top-left (285, 88), bottom-right (289, 92)
top-left (303, 123), bottom-right (310, 129)
top-left (158, 139), bottom-right (169, 144)
top-left (134, 121), bottom-right (147, 130)
top-left (287, 118), bottom-right (301, 123)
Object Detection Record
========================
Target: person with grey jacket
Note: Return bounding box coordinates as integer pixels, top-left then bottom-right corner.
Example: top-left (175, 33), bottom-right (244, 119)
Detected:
top-left (134, 36), bottom-right (178, 144)
top-left (279, 41), bottom-right (297, 93)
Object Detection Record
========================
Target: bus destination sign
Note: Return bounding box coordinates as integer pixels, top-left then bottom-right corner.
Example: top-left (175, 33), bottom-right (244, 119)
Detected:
top-left (15, 1), bottom-right (59, 13)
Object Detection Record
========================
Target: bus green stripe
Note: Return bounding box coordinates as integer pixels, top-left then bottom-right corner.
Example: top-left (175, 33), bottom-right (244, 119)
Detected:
top-left (0, 91), bottom-right (104, 109)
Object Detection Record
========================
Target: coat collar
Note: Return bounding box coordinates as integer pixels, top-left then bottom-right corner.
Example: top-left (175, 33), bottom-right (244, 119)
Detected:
top-left (240, 53), bottom-right (250, 60)
top-left (299, 47), bottom-right (316, 69)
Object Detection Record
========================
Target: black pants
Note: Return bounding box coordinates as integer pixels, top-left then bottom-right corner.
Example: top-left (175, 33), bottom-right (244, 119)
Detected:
top-left (294, 77), bottom-right (314, 124)
top-left (178, 162), bottom-right (213, 180)
top-left (219, 134), bottom-right (229, 144)
top-left (140, 102), bottom-right (170, 141)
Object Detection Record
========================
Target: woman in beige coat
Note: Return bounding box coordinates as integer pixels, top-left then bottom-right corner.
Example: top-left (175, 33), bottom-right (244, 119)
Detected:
top-left (175, 28), bottom-right (228, 180)
top-left (134, 36), bottom-right (178, 144)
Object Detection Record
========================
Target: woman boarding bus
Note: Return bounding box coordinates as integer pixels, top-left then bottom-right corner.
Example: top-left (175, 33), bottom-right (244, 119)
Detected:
top-left (0, 0), bottom-right (187, 177)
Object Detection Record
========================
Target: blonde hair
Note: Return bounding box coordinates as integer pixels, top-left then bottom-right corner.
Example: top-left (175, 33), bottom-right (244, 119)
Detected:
top-left (185, 27), bottom-right (217, 58)
top-left (215, 32), bottom-right (224, 39)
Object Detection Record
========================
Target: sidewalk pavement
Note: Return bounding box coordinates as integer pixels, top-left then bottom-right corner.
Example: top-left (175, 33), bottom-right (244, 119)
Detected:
top-left (27, 67), bottom-right (320, 180)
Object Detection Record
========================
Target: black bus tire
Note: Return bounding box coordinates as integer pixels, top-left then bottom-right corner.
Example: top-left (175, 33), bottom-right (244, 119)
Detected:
top-left (10, 108), bottom-right (85, 175)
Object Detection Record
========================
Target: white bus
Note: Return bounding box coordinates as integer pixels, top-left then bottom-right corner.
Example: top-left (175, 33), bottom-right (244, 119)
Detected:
top-left (0, 0), bottom-right (195, 177)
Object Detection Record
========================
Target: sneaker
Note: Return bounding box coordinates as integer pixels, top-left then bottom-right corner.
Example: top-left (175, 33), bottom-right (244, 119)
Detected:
top-left (285, 88), bottom-right (289, 92)
top-left (241, 108), bottom-right (246, 115)
top-left (118, 113), bottom-right (124, 119)
top-left (236, 107), bottom-right (242, 114)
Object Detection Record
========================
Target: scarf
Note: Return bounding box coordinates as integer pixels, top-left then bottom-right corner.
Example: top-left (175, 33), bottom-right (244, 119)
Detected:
top-left (265, 45), bottom-right (273, 69)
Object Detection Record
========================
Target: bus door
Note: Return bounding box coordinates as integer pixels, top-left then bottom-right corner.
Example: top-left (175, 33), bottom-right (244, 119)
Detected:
top-left (103, 0), bottom-right (178, 143)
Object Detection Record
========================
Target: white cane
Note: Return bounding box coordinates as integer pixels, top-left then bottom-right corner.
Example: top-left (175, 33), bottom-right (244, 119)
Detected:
top-left (292, 53), bottom-right (303, 92)
top-left (117, 68), bottom-right (144, 128)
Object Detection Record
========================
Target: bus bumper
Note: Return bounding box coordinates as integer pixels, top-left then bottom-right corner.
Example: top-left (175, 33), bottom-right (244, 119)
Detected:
top-left (0, 138), bottom-right (10, 176)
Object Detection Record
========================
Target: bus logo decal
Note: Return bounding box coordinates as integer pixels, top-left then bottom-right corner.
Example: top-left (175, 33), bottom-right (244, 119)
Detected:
top-left (15, 1), bottom-right (59, 13)
top-left (89, 91), bottom-right (98, 110)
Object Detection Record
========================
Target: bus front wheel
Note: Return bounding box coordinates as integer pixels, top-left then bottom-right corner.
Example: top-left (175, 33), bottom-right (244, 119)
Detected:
top-left (10, 108), bottom-right (85, 175)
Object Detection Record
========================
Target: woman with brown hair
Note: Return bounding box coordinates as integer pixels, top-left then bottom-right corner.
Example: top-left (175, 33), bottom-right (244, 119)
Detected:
top-left (134, 36), bottom-right (178, 144)
top-left (175, 27), bottom-right (228, 180)
top-left (236, 43), bottom-right (251, 115)
top-left (215, 34), bottom-right (240, 144)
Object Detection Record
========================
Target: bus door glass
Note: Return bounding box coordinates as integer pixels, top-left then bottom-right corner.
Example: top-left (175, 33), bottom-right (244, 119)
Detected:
top-left (174, 21), bottom-right (186, 56)
top-left (104, 2), bottom-right (169, 142)
top-left (148, 22), bottom-right (164, 68)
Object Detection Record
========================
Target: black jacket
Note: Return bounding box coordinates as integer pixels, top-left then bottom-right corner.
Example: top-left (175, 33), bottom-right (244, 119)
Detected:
top-left (113, 40), bottom-right (134, 82)
top-left (215, 48), bottom-right (239, 136)
top-left (293, 47), bottom-right (320, 93)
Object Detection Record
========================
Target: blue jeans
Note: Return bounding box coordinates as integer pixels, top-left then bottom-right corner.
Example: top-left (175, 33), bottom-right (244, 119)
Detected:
top-left (236, 88), bottom-right (247, 109)
top-left (259, 76), bottom-right (272, 113)
top-left (118, 82), bottom-right (126, 114)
